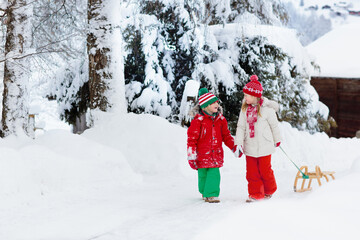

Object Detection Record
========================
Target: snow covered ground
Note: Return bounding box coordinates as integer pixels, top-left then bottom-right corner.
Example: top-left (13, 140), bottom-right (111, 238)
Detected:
top-left (0, 112), bottom-right (359, 240)
top-left (2, 1), bottom-right (360, 239)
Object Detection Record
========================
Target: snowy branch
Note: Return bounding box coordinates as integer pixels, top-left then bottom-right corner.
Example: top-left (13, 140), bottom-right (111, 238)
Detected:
top-left (0, 48), bottom-right (69, 63)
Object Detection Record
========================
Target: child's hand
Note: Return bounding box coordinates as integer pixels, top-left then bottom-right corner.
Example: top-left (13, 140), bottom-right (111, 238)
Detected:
top-left (187, 148), bottom-right (197, 170)
top-left (232, 145), bottom-right (243, 158)
top-left (188, 159), bottom-right (198, 170)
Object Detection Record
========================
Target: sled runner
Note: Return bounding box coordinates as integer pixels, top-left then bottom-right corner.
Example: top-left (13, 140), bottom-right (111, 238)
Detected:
top-left (294, 165), bottom-right (335, 192)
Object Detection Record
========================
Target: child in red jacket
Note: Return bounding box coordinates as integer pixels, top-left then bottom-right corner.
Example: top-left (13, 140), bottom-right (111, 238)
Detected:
top-left (187, 88), bottom-right (242, 203)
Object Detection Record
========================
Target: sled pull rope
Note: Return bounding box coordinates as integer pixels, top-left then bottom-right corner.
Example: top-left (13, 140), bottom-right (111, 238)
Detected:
top-left (279, 146), bottom-right (309, 179)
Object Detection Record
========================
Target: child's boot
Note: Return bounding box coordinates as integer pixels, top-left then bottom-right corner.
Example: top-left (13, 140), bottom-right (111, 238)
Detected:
top-left (246, 197), bottom-right (257, 203)
top-left (264, 194), bottom-right (272, 199)
top-left (205, 197), bottom-right (220, 203)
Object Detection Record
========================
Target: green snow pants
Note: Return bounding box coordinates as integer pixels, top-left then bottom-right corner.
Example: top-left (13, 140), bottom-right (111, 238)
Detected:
top-left (198, 167), bottom-right (220, 198)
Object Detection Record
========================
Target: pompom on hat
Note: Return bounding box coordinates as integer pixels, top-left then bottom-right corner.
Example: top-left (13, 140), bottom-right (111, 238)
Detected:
top-left (243, 75), bottom-right (263, 98)
top-left (198, 88), bottom-right (218, 109)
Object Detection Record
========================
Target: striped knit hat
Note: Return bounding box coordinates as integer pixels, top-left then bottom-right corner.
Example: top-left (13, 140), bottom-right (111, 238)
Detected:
top-left (243, 75), bottom-right (263, 98)
top-left (198, 88), bottom-right (218, 109)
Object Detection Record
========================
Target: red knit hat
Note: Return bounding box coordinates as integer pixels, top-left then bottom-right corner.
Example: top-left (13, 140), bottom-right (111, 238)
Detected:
top-left (243, 75), bottom-right (263, 98)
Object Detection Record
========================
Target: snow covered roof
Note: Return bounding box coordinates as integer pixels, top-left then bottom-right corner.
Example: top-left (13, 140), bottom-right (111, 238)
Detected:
top-left (306, 23), bottom-right (360, 78)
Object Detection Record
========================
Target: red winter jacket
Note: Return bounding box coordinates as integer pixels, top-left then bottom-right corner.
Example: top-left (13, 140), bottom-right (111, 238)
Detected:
top-left (187, 111), bottom-right (235, 168)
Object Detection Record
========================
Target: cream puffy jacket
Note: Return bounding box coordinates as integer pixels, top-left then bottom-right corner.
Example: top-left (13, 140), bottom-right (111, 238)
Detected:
top-left (235, 97), bottom-right (282, 158)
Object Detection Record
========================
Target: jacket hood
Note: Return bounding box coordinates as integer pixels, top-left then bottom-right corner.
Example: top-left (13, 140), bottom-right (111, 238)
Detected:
top-left (262, 97), bottom-right (279, 112)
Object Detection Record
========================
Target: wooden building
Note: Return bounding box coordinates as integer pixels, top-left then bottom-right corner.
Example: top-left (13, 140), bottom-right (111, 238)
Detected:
top-left (311, 76), bottom-right (360, 138)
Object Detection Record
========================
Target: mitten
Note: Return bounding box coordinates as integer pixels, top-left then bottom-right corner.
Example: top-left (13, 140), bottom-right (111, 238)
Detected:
top-left (188, 159), bottom-right (197, 170)
top-left (232, 145), bottom-right (243, 158)
top-left (275, 142), bottom-right (281, 147)
top-left (187, 151), bottom-right (198, 170)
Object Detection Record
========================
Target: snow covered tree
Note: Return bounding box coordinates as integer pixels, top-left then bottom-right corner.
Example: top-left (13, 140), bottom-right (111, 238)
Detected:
top-left (124, 0), bottom-right (199, 120)
top-left (1, 0), bottom-right (33, 137)
top-left (123, 26), bottom-right (146, 114)
top-left (156, 3), bottom-right (197, 119)
top-left (236, 36), bottom-right (310, 130)
top-left (87, 0), bottom-right (112, 112)
top-left (123, 0), bottom-right (173, 118)
top-left (229, 0), bottom-right (288, 25)
top-left (87, 0), bottom-right (126, 124)
top-left (46, 0), bottom-right (126, 130)
top-left (51, 59), bottom-right (89, 133)
top-left (32, 0), bottom-right (87, 66)
top-left (202, 0), bottom-right (231, 25)
top-left (219, 35), bottom-right (329, 134)
top-left (32, 0), bottom-right (89, 132)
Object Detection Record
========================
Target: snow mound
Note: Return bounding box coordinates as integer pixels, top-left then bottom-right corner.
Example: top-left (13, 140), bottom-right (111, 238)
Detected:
top-left (0, 129), bottom-right (142, 198)
top-left (83, 112), bottom-right (188, 175)
top-left (273, 122), bottom-right (360, 172)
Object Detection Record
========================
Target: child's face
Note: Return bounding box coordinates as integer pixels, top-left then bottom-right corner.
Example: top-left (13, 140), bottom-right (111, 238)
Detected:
top-left (245, 94), bottom-right (258, 105)
top-left (205, 101), bottom-right (219, 114)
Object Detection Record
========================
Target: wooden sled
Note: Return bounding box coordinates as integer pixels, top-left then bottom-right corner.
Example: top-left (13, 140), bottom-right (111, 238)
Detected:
top-left (294, 165), bottom-right (335, 192)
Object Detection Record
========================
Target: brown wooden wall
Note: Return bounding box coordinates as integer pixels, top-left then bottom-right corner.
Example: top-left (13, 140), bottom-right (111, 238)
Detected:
top-left (311, 77), bottom-right (360, 138)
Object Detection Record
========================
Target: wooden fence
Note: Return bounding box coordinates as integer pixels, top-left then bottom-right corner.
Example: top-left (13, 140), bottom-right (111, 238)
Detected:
top-left (311, 76), bottom-right (360, 138)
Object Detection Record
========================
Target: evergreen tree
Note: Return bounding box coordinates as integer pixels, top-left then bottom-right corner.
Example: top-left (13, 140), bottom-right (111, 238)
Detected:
top-left (123, 26), bottom-right (147, 114)
top-left (157, 3), bottom-right (197, 120)
top-left (229, 0), bottom-right (288, 25)
top-left (51, 59), bottom-right (89, 132)
top-left (124, 0), bottom-right (198, 120)
top-left (232, 36), bottom-right (328, 134)
top-left (202, 0), bottom-right (231, 25)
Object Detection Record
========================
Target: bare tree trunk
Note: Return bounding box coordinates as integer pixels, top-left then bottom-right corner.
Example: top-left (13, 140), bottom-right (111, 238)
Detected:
top-left (87, 0), bottom-right (111, 112)
top-left (1, 0), bottom-right (32, 137)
